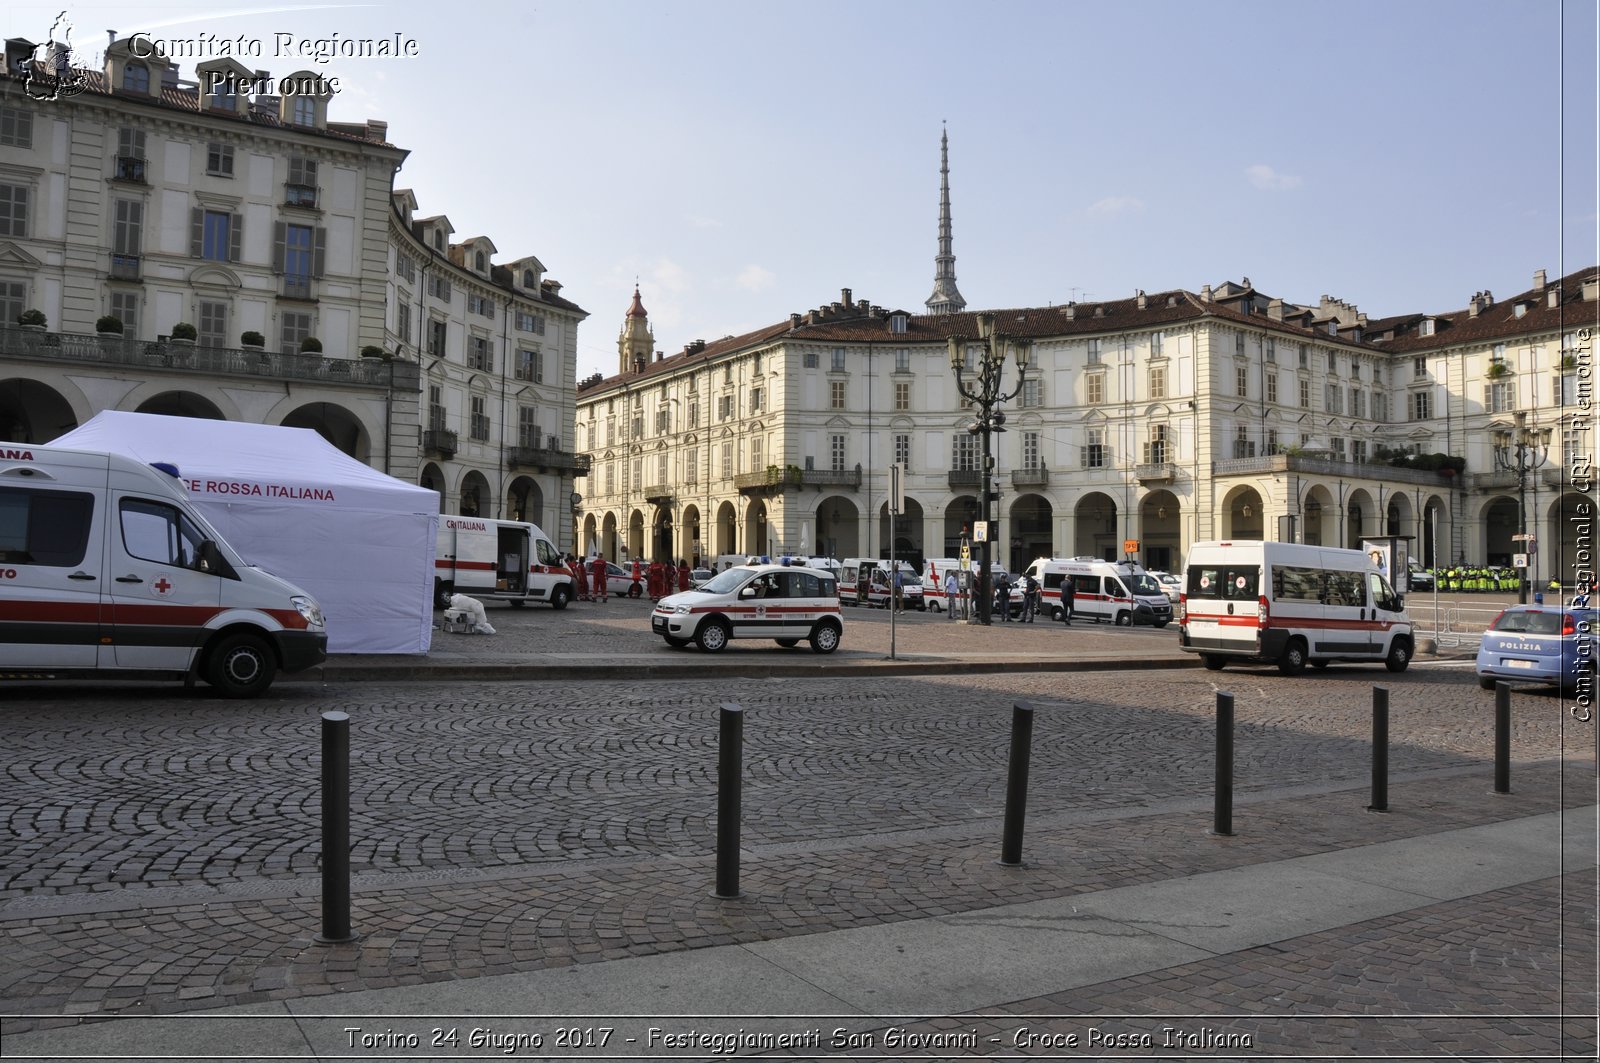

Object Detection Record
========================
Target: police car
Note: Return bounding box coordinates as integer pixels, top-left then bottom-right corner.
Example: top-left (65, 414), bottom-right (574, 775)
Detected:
top-left (651, 563), bottom-right (843, 653)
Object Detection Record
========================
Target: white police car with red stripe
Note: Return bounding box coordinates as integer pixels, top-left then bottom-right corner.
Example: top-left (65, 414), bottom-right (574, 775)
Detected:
top-left (651, 563), bottom-right (842, 653)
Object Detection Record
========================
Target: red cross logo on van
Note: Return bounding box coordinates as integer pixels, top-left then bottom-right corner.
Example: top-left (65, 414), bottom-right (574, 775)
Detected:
top-left (152, 577), bottom-right (173, 596)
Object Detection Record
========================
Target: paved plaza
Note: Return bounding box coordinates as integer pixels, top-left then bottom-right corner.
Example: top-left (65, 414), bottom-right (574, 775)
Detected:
top-left (0, 597), bottom-right (1594, 1060)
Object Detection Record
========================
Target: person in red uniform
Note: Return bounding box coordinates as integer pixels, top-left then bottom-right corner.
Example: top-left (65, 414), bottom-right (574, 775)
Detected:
top-left (631, 558), bottom-right (644, 598)
top-left (572, 555), bottom-right (590, 602)
top-left (590, 555), bottom-right (608, 603)
top-left (647, 559), bottom-right (665, 601)
top-left (677, 559), bottom-right (691, 593)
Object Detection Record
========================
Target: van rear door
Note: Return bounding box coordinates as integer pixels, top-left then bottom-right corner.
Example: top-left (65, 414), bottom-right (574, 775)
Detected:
top-left (1184, 561), bottom-right (1261, 653)
top-left (0, 482), bottom-right (104, 668)
top-left (106, 492), bottom-right (221, 670)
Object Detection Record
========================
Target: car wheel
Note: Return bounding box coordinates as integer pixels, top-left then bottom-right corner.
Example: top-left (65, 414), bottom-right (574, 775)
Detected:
top-left (1115, 610), bottom-right (1132, 627)
top-left (1202, 654), bottom-right (1226, 671)
top-left (775, 638), bottom-right (800, 648)
top-left (628, 584), bottom-right (642, 599)
top-left (1384, 638), bottom-right (1411, 673)
top-left (1278, 637), bottom-right (1309, 675)
top-left (664, 635), bottom-right (690, 649)
top-left (434, 581), bottom-right (454, 610)
top-left (1478, 675), bottom-right (1496, 690)
top-left (696, 619), bottom-right (730, 652)
top-left (810, 620), bottom-right (841, 654)
top-left (1049, 606), bottom-right (1063, 621)
top-left (927, 599), bottom-right (942, 613)
top-left (206, 633), bottom-right (276, 698)
top-left (550, 585), bottom-right (571, 610)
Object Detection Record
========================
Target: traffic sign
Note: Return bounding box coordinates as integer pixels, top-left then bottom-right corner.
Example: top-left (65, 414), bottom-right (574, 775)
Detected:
top-left (1513, 553), bottom-right (1529, 568)
top-left (1512, 533), bottom-right (1535, 542)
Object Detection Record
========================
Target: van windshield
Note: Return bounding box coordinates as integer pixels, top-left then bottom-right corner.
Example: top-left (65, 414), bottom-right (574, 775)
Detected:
top-left (1127, 574), bottom-right (1161, 596)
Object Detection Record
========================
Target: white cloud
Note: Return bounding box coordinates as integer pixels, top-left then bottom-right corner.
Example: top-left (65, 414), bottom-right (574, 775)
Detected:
top-left (1246, 164), bottom-right (1303, 191)
top-left (649, 258), bottom-right (691, 294)
top-left (735, 264), bottom-right (776, 292)
top-left (1087, 195), bottom-right (1145, 217)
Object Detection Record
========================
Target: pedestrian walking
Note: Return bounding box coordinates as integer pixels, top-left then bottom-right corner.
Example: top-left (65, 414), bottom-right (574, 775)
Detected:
top-left (590, 554), bottom-right (609, 603)
top-left (996, 573), bottom-right (1011, 622)
top-left (677, 559), bottom-right (691, 593)
top-left (1022, 573), bottom-right (1039, 622)
top-left (944, 570), bottom-right (959, 620)
top-left (1060, 575), bottom-right (1075, 626)
top-left (572, 555), bottom-right (590, 601)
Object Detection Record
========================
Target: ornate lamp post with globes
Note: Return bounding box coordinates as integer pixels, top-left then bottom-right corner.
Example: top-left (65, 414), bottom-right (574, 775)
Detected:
top-left (1491, 410), bottom-right (1551, 605)
top-left (947, 312), bottom-right (1032, 626)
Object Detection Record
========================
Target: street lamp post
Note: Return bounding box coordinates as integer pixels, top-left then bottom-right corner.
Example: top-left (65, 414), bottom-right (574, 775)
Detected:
top-left (1492, 410), bottom-right (1552, 605)
top-left (947, 313), bottom-right (1032, 626)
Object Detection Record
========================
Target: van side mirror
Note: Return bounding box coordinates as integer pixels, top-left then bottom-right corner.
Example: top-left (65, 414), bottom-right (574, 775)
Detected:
top-left (196, 540), bottom-right (237, 580)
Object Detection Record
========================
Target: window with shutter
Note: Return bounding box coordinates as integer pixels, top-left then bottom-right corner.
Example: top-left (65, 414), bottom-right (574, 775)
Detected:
top-left (286, 157), bottom-right (317, 207)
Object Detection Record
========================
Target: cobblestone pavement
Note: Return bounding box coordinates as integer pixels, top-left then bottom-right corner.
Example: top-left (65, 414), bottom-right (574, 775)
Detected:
top-left (1, 653), bottom-right (1595, 1055)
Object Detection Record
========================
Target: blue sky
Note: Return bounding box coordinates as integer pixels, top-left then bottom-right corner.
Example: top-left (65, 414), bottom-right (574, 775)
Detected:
top-left (7, 0), bottom-right (1596, 378)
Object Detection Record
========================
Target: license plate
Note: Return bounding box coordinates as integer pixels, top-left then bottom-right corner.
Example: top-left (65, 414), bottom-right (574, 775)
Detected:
top-left (1503, 658), bottom-right (1536, 669)
top-left (651, 617), bottom-right (666, 632)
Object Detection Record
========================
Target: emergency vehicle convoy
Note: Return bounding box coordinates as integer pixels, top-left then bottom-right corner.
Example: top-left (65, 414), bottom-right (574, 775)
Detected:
top-left (434, 516), bottom-right (573, 610)
top-left (1178, 540), bottom-right (1413, 674)
top-left (0, 444), bottom-right (327, 697)
top-left (1024, 557), bottom-right (1173, 626)
top-left (652, 562), bottom-right (843, 653)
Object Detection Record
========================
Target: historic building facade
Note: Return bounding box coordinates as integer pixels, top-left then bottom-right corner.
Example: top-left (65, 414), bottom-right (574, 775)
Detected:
top-left (574, 270), bottom-right (1595, 584)
top-left (0, 33), bottom-right (589, 548)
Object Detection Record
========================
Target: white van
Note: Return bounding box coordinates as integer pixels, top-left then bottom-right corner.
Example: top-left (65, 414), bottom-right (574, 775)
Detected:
top-left (1178, 540), bottom-right (1413, 674)
top-left (1025, 557), bottom-right (1173, 626)
top-left (839, 558), bottom-right (923, 609)
top-left (434, 515), bottom-right (574, 610)
top-left (0, 444), bottom-right (327, 697)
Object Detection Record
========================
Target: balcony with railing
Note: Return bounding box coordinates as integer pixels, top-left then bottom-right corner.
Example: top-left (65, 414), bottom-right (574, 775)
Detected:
top-left (1011, 467), bottom-right (1049, 487)
top-left (108, 253), bottom-right (141, 280)
top-left (284, 183), bottom-right (318, 208)
top-left (423, 429), bottom-right (458, 459)
top-left (642, 484), bottom-right (674, 505)
top-left (280, 275), bottom-right (314, 300)
top-left (1213, 452), bottom-right (1456, 487)
top-left (506, 445), bottom-right (590, 473)
top-left (1467, 469), bottom-right (1519, 492)
top-left (0, 325), bottom-right (411, 391)
top-left (1134, 462), bottom-right (1177, 484)
top-left (947, 469), bottom-right (981, 490)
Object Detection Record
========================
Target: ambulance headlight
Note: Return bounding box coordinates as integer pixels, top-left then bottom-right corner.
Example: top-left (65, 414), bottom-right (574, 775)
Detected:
top-left (292, 595), bottom-right (325, 628)
top-left (672, 604), bottom-right (692, 615)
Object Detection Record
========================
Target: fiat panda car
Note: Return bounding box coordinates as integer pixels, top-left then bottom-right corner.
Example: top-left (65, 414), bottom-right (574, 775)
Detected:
top-left (651, 563), bottom-right (843, 653)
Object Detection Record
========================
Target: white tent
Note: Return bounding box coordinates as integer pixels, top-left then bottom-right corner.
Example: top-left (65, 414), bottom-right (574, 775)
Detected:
top-left (55, 412), bottom-right (439, 654)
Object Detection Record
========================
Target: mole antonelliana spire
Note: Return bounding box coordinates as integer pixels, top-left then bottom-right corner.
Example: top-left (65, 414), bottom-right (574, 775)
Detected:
top-left (924, 123), bottom-right (967, 315)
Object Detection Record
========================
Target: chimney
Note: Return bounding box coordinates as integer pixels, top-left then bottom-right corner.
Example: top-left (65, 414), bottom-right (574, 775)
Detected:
top-left (789, 313), bottom-right (801, 329)
top-left (1469, 292), bottom-right (1481, 318)
top-left (1534, 268), bottom-right (1547, 290)
top-left (840, 288), bottom-right (852, 309)
top-left (1136, 290), bottom-right (1147, 310)
top-left (1267, 298), bottom-right (1285, 321)
top-left (1064, 305), bottom-right (1075, 320)
top-left (1547, 287), bottom-right (1560, 308)
top-left (1200, 285), bottom-right (1213, 302)
top-left (1586, 277), bottom-right (1600, 302)
top-left (1483, 289), bottom-right (1493, 305)
top-left (1093, 305), bottom-right (1104, 318)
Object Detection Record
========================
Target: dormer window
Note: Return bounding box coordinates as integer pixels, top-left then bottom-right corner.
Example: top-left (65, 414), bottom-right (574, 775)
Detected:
top-left (210, 80), bottom-right (237, 112)
top-left (433, 231), bottom-right (444, 252)
top-left (522, 269), bottom-right (535, 288)
top-left (291, 96), bottom-right (315, 128)
top-left (123, 61), bottom-right (149, 93)
top-left (890, 313), bottom-right (908, 334)
top-left (475, 250), bottom-right (486, 273)
top-left (1419, 318), bottom-right (1435, 336)
top-left (1513, 302), bottom-right (1527, 318)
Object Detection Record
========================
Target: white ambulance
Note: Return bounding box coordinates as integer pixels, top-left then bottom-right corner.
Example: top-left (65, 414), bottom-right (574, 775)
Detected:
top-left (1024, 557), bottom-right (1173, 626)
top-left (0, 444), bottom-right (327, 697)
top-left (434, 515), bottom-right (574, 610)
top-left (1178, 540), bottom-right (1413, 674)
top-left (839, 558), bottom-right (923, 609)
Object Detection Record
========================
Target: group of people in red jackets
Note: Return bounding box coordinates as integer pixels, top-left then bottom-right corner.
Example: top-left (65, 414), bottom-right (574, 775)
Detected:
top-left (567, 555), bottom-right (693, 603)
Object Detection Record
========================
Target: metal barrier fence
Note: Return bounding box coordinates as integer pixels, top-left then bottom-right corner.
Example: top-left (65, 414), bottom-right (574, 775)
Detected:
top-left (1414, 606), bottom-right (1506, 650)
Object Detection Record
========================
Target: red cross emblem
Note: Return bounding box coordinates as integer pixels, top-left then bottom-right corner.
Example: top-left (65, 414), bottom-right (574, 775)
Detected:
top-left (152, 576), bottom-right (173, 596)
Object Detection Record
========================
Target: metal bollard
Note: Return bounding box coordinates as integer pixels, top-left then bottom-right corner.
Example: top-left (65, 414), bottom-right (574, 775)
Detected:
top-left (1494, 682), bottom-right (1512, 794)
top-left (715, 703), bottom-right (744, 898)
top-left (999, 702), bottom-right (1035, 866)
top-left (316, 710), bottom-right (356, 944)
top-left (1214, 692), bottom-right (1234, 836)
top-left (1368, 686), bottom-right (1389, 813)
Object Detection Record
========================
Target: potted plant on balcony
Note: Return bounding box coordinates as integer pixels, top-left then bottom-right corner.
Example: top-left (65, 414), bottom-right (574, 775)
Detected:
top-left (299, 336), bottom-right (323, 355)
top-left (95, 315), bottom-right (124, 335)
top-left (17, 309), bottom-right (46, 331)
top-left (169, 322), bottom-right (197, 346)
top-left (361, 345), bottom-right (387, 360)
top-left (240, 330), bottom-right (265, 351)
top-left (1485, 361), bottom-right (1511, 379)
top-left (1558, 353), bottom-right (1577, 371)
